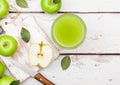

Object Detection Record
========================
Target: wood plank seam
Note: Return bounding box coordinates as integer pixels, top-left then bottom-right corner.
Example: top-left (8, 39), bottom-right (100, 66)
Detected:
top-left (9, 11), bottom-right (120, 14)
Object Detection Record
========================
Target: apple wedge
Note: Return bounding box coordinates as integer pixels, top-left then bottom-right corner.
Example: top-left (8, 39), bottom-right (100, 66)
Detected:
top-left (29, 43), bottom-right (53, 68)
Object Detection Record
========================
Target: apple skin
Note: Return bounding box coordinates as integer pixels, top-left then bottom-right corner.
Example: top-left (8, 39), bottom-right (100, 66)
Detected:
top-left (29, 43), bottom-right (53, 68)
top-left (0, 35), bottom-right (18, 57)
top-left (41, 0), bottom-right (61, 14)
top-left (0, 76), bottom-right (15, 85)
top-left (0, 62), bottom-right (5, 77)
top-left (0, 0), bottom-right (9, 18)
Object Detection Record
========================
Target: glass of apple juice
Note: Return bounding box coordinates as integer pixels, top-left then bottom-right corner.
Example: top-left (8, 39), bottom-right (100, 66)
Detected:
top-left (51, 14), bottom-right (86, 49)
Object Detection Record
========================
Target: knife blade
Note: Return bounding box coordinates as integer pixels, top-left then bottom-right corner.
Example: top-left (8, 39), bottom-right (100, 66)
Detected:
top-left (0, 26), bottom-right (30, 82)
top-left (12, 59), bottom-right (55, 85)
top-left (0, 25), bottom-right (55, 85)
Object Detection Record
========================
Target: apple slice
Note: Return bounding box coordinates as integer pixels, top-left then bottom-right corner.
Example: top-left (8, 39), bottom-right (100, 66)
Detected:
top-left (29, 43), bottom-right (53, 68)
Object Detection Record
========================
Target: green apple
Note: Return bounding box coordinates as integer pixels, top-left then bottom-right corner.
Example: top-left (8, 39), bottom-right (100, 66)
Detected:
top-left (0, 62), bottom-right (5, 77)
top-left (41, 0), bottom-right (61, 14)
top-left (0, 35), bottom-right (18, 57)
top-left (29, 43), bottom-right (53, 68)
top-left (0, 0), bottom-right (9, 18)
top-left (0, 76), bottom-right (15, 85)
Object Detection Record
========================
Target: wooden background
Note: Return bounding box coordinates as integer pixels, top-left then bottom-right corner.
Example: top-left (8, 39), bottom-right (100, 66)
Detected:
top-left (2, 0), bottom-right (120, 85)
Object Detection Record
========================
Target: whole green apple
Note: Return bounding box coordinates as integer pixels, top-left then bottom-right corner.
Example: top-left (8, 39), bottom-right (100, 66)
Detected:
top-left (0, 62), bottom-right (5, 77)
top-left (0, 0), bottom-right (9, 18)
top-left (0, 35), bottom-right (18, 57)
top-left (0, 76), bottom-right (15, 85)
top-left (41, 0), bottom-right (61, 14)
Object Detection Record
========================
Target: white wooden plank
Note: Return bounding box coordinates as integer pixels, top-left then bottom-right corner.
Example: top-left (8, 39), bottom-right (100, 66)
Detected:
top-left (21, 55), bottom-right (120, 85)
top-left (0, 56), bottom-right (30, 82)
top-left (60, 14), bottom-right (120, 53)
top-left (6, 13), bottom-right (120, 53)
top-left (7, 0), bottom-right (120, 12)
top-left (5, 55), bottom-right (120, 85)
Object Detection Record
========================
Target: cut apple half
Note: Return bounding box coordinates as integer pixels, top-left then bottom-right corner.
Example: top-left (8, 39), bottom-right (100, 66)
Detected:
top-left (29, 43), bottom-right (53, 68)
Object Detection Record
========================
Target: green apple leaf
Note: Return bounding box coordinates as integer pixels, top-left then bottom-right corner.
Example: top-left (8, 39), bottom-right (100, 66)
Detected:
top-left (21, 27), bottom-right (30, 43)
top-left (10, 80), bottom-right (20, 85)
top-left (61, 56), bottom-right (71, 70)
top-left (53, 0), bottom-right (61, 4)
top-left (16, 0), bottom-right (28, 8)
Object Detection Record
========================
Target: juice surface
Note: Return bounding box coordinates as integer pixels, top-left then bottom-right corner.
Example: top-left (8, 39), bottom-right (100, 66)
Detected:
top-left (52, 14), bottom-right (86, 49)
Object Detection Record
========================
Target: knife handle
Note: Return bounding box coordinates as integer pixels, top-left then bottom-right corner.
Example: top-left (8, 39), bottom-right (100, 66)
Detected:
top-left (34, 73), bottom-right (55, 85)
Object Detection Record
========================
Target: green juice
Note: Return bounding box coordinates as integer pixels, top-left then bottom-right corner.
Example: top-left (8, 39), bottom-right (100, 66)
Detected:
top-left (52, 14), bottom-right (86, 49)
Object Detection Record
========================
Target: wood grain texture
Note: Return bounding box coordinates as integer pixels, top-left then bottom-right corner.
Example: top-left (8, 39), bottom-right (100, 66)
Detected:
top-left (34, 73), bottom-right (55, 85)
top-left (7, 0), bottom-right (120, 12)
top-left (4, 13), bottom-right (120, 54)
top-left (5, 55), bottom-right (119, 85)
top-left (34, 55), bottom-right (120, 85)
top-left (0, 16), bottom-right (59, 82)
top-left (3, 0), bottom-right (120, 85)
top-left (0, 56), bottom-right (29, 82)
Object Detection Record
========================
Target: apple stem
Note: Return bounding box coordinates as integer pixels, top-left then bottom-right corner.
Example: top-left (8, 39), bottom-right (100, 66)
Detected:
top-left (39, 41), bottom-right (43, 56)
top-left (3, 43), bottom-right (7, 47)
top-left (5, 5), bottom-right (20, 25)
top-left (53, 0), bottom-right (61, 4)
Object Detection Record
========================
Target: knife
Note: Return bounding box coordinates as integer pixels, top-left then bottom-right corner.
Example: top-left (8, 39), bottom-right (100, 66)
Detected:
top-left (0, 26), bottom-right (55, 85)
top-left (0, 26), bottom-right (30, 81)
top-left (12, 59), bottom-right (55, 85)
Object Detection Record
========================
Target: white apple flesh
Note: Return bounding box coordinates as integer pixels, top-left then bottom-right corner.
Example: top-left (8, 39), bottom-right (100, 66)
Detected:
top-left (29, 43), bottom-right (53, 68)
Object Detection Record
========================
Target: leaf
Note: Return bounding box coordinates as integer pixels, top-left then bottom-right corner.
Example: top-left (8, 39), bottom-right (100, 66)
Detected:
top-left (16, 0), bottom-right (28, 8)
top-left (61, 56), bottom-right (71, 70)
top-left (53, 0), bottom-right (61, 4)
top-left (21, 27), bottom-right (30, 43)
top-left (10, 80), bottom-right (20, 85)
